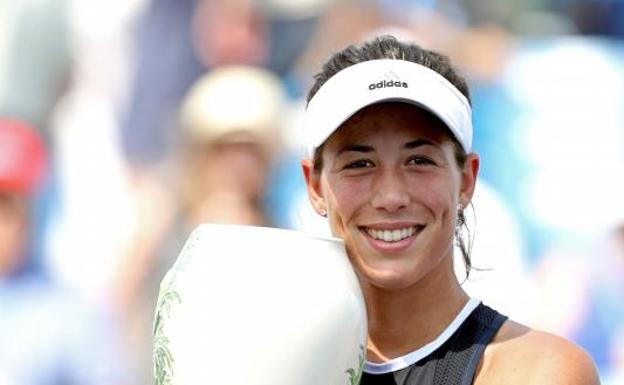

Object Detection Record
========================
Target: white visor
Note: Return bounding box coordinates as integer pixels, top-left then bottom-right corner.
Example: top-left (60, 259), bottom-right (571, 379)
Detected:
top-left (305, 59), bottom-right (472, 157)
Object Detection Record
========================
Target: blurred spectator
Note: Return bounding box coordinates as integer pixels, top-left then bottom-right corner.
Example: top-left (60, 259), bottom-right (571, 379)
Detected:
top-left (120, 0), bottom-right (204, 167)
top-left (295, 0), bottom-right (386, 81)
top-left (116, 65), bottom-right (288, 382)
top-left (547, 0), bottom-right (624, 39)
top-left (532, 224), bottom-right (624, 383)
top-left (176, 66), bottom-right (284, 226)
top-left (0, 0), bottom-right (71, 130)
top-left (120, 0), bottom-right (323, 169)
top-left (192, 0), bottom-right (269, 68)
top-left (42, 0), bottom-right (148, 307)
top-left (499, 38), bottom-right (624, 258)
top-left (0, 119), bottom-right (127, 385)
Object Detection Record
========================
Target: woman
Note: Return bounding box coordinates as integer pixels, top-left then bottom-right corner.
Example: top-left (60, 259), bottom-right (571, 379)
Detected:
top-left (301, 36), bottom-right (599, 384)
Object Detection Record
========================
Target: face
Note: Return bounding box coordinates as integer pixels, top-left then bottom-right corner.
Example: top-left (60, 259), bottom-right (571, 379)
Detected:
top-left (303, 102), bottom-right (479, 291)
top-left (185, 139), bottom-right (270, 226)
top-left (190, 140), bottom-right (269, 199)
top-left (0, 191), bottom-right (28, 276)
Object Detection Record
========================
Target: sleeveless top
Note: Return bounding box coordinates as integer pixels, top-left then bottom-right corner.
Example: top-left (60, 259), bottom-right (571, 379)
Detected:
top-left (360, 300), bottom-right (507, 385)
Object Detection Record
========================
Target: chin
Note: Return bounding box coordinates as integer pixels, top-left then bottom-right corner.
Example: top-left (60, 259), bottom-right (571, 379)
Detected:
top-left (355, 259), bottom-right (429, 292)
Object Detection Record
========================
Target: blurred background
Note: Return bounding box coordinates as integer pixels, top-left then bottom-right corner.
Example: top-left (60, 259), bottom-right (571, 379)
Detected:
top-left (0, 0), bottom-right (623, 383)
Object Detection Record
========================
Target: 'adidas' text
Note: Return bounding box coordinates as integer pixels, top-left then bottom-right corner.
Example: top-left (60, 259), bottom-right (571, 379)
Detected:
top-left (368, 80), bottom-right (408, 90)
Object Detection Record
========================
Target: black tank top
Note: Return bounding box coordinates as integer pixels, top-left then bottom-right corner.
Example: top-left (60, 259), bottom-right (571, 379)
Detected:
top-left (360, 303), bottom-right (507, 385)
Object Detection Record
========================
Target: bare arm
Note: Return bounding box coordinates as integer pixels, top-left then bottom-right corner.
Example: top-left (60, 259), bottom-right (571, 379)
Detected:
top-left (477, 321), bottom-right (601, 385)
top-left (526, 332), bottom-right (600, 385)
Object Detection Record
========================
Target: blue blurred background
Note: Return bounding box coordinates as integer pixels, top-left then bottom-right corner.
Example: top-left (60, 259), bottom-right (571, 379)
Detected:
top-left (1, 0), bottom-right (623, 383)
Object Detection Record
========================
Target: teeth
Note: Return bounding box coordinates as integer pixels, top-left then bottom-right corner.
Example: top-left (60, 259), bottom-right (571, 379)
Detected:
top-left (366, 226), bottom-right (417, 242)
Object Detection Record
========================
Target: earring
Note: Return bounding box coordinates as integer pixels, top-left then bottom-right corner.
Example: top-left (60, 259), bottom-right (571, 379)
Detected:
top-left (319, 208), bottom-right (327, 217)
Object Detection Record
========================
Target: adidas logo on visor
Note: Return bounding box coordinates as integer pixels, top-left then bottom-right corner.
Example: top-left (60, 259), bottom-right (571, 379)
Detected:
top-left (368, 70), bottom-right (408, 90)
top-left (368, 80), bottom-right (408, 90)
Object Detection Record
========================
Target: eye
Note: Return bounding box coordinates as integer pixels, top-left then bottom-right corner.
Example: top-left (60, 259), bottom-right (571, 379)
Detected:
top-left (344, 159), bottom-right (375, 169)
top-left (407, 156), bottom-right (435, 166)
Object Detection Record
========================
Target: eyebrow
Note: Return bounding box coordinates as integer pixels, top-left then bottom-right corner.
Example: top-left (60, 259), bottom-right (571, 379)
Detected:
top-left (337, 138), bottom-right (438, 155)
top-left (336, 144), bottom-right (374, 155)
top-left (404, 138), bottom-right (438, 149)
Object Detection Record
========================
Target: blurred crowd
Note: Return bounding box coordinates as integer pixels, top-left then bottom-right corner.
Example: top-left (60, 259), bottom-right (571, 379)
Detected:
top-left (1, 0), bottom-right (623, 383)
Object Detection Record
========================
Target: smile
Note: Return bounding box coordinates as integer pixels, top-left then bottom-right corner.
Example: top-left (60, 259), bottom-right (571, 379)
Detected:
top-left (363, 225), bottom-right (424, 243)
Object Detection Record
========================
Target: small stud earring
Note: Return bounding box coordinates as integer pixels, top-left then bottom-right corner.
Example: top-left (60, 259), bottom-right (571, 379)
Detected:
top-left (319, 208), bottom-right (327, 217)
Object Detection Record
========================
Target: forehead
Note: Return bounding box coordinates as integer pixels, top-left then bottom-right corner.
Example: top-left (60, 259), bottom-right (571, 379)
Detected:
top-left (328, 102), bottom-right (453, 145)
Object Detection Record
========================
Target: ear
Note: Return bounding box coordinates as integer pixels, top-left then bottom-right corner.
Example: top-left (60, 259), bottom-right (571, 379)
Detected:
top-left (301, 159), bottom-right (327, 217)
top-left (458, 153), bottom-right (480, 209)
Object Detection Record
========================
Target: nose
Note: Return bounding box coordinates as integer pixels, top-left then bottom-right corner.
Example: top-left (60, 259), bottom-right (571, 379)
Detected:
top-left (370, 168), bottom-right (410, 213)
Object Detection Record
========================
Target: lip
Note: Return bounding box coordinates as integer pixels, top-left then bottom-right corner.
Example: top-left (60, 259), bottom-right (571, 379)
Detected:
top-left (359, 222), bottom-right (425, 254)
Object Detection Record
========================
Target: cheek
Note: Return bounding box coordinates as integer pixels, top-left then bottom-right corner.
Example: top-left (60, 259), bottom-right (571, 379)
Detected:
top-left (410, 173), bottom-right (459, 221)
top-left (322, 176), bottom-right (370, 234)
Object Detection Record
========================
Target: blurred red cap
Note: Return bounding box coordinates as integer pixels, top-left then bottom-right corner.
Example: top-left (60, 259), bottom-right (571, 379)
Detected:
top-left (0, 119), bottom-right (47, 195)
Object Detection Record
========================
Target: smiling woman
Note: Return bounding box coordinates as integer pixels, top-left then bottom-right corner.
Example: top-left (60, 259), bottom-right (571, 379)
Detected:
top-left (301, 36), bottom-right (600, 385)
top-left (312, 102), bottom-right (473, 293)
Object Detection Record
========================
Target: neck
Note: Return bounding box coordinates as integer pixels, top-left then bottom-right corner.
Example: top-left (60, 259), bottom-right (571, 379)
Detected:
top-left (362, 256), bottom-right (469, 363)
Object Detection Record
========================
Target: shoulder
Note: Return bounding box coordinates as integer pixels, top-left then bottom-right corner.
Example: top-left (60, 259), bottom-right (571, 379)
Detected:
top-left (474, 319), bottom-right (600, 385)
